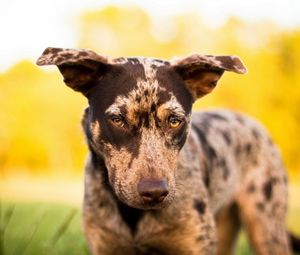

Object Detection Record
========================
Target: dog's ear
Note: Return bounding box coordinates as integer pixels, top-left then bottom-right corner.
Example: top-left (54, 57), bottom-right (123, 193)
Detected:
top-left (36, 47), bottom-right (110, 94)
top-left (171, 54), bottom-right (247, 100)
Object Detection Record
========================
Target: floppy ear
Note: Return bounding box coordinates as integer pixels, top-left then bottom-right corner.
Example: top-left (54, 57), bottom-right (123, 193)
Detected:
top-left (36, 47), bottom-right (110, 94)
top-left (171, 54), bottom-right (247, 100)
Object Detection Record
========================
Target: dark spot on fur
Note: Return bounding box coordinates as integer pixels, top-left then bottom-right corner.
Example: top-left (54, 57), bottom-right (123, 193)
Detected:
top-left (256, 202), bottom-right (265, 211)
top-left (136, 95), bottom-right (141, 103)
top-left (245, 143), bottom-right (252, 154)
top-left (223, 166), bottom-right (230, 180)
top-left (79, 51), bottom-right (89, 57)
top-left (206, 143), bottom-right (217, 160)
top-left (61, 53), bottom-right (73, 59)
top-left (194, 199), bottom-right (206, 215)
top-left (203, 162), bottom-right (210, 188)
top-left (154, 59), bottom-right (164, 63)
top-left (221, 130), bottom-right (231, 145)
top-left (116, 200), bottom-right (144, 235)
top-left (205, 112), bottom-right (228, 121)
top-left (263, 180), bottom-right (273, 201)
top-left (217, 158), bottom-right (230, 180)
top-left (235, 144), bottom-right (242, 157)
top-left (252, 128), bottom-right (260, 140)
top-left (192, 125), bottom-right (217, 161)
top-left (151, 64), bottom-right (158, 70)
top-left (247, 183), bottom-right (256, 193)
top-left (192, 124), bottom-right (219, 185)
top-left (127, 154), bottom-right (136, 169)
top-left (252, 158), bottom-right (258, 166)
top-left (203, 63), bottom-right (210, 68)
top-left (272, 235), bottom-right (280, 244)
top-left (197, 112), bottom-right (229, 132)
top-left (196, 235), bottom-right (206, 241)
top-left (127, 58), bottom-right (141, 65)
top-left (150, 103), bottom-right (156, 113)
top-left (98, 201), bottom-right (105, 208)
top-left (48, 48), bottom-right (60, 54)
top-left (271, 177), bottom-right (279, 183)
top-left (153, 59), bottom-right (170, 66)
top-left (139, 111), bottom-right (150, 128)
top-left (142, 246), bottom-right (167, 255)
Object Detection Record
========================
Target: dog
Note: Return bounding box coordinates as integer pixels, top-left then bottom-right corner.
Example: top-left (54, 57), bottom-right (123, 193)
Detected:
top-left (37, 47), bottom-right (299, 255)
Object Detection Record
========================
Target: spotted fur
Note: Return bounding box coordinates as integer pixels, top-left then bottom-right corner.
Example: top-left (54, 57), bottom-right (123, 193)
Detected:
top-left (37, 47), bottom-right (295, 255)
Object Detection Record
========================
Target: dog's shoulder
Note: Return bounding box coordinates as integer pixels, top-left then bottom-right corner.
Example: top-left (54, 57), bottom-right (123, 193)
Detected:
top-left (191, 109), bottom-right (268, 144)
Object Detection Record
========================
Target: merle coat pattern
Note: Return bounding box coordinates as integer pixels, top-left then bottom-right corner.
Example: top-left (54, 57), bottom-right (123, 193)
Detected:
top-left (37, 47), bottom-right (293, 255)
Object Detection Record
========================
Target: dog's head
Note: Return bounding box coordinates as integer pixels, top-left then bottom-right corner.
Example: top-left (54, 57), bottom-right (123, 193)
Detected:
top-left (37, 48), bottom-right (246, 209)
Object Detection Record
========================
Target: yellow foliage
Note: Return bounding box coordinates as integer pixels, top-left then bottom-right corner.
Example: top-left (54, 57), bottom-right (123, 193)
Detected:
top-left (0, 61), bottom-right (87, 174)
top-left (0, 6), bottom-right (300, 180)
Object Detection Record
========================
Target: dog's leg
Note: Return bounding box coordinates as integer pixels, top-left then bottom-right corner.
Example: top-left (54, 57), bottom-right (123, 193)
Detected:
top-left (236, 163), bottom-right (291, 255)
top-left (215, 203), bottom-right (240, 255)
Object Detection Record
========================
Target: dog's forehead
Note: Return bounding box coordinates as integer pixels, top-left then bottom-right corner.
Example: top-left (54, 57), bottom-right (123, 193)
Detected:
top-left (88, 56), bottom-right (192, 121)
top-left (105, 57), bottom-right (187, 117)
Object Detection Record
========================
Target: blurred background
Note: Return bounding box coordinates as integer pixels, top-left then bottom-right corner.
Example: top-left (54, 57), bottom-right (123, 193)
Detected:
top-left (0, 0), bottom-right (299, 254)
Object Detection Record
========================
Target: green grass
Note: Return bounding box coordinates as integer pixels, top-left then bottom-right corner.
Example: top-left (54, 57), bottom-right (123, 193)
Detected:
top-left (0, 202), bottom-right (89, 255)
top-left (0, 201), bottom-right (298, 255)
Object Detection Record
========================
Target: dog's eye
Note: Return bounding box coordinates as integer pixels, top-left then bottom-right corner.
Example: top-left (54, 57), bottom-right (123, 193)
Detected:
top-left (111, 116), bottom-right (125, 127)
top-left (169, 116), bottom-right (182, 128)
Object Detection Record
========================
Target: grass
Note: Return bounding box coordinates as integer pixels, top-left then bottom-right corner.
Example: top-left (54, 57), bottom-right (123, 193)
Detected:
top-left (0, 201), bottom-right (299, 255)
top-left (0, 202), bottom-right (89, 255)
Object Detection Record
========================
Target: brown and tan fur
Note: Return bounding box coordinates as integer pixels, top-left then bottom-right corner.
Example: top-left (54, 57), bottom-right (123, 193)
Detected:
top-left (37, 47), bottom-right (296, 255)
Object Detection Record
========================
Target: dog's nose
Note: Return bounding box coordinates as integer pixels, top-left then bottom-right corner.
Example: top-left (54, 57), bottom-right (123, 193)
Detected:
top-left (138, 179), bottom-right (169, 204)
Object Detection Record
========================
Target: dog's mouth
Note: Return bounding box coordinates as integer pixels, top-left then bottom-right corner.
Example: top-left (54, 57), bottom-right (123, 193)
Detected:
top-left (142, 201), bottom-right (170, 210)
top-left (128, 198), bottom-right (172, 210)
top-left (118, 190), bottom-right (174, 211)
